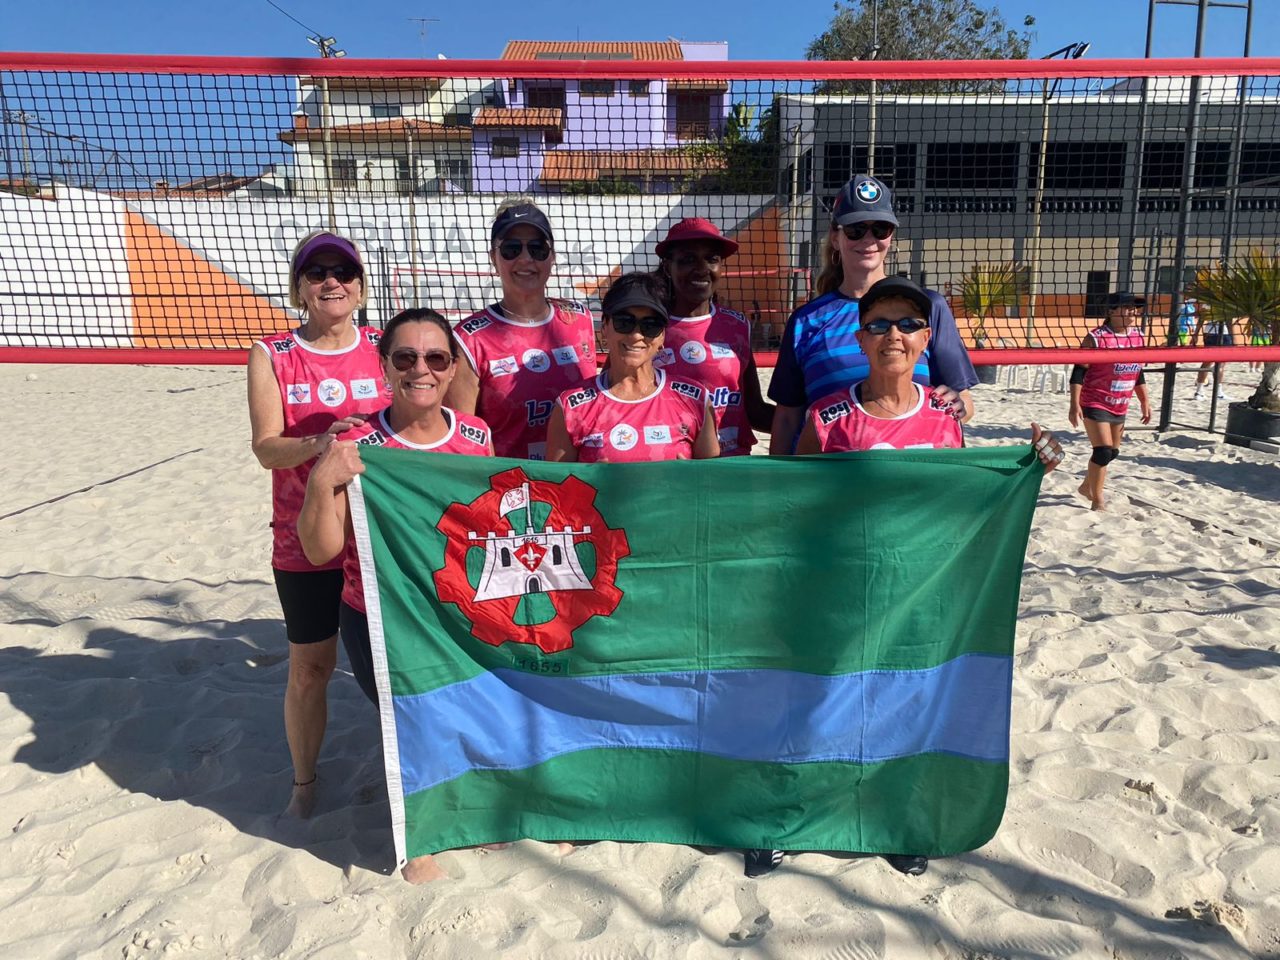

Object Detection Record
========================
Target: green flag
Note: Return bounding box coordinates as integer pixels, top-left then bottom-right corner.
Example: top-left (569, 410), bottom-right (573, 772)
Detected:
top-left (349, 447), bottom-right (1043, 863)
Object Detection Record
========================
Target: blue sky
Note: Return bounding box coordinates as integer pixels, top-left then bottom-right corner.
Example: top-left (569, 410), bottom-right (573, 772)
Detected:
top-left (3, 0), bottom-right (1276, 61)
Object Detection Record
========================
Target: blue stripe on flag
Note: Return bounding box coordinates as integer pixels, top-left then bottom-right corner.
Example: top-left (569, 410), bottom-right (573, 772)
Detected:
top-left (393, 654), bottom-right (1011, 795)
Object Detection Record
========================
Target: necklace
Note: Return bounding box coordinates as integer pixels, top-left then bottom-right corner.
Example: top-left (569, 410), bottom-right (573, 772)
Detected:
top-left (498, 299), bottom-right (549, 324)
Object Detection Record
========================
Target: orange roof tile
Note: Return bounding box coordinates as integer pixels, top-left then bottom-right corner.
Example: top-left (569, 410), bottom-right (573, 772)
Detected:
top-left (278, 118), bottom-right (469, 143)
top-left (472, 107), bottom-right (564, 130)
top-left (539, 149), bottom-right (726, 183)
top-left (501, 41), bottom-right (684, 61)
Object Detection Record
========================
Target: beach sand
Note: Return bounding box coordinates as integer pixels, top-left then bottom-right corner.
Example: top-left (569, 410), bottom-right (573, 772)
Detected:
top-left (1, 361), bottom-right (1277, 959)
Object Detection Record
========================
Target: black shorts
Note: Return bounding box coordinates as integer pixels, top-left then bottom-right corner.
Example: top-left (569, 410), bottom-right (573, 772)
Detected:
top-left (1082, 406), bottom-right (1126, 425)
top-left (339, 601), bottom-right (378, 705)
top-left (1204, 332), bottom-right (1234, 347)
top-left (272, 567), bottom-right (344, 644)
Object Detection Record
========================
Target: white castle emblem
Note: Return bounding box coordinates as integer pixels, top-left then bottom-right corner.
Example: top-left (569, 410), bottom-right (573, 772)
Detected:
top-left (468, 482), bottom-right (593, 601)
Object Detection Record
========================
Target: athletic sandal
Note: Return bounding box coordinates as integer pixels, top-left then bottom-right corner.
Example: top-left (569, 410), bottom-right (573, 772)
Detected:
top-left (884, 854), bottom-right (929, 876)
top-left (744, 848), bottom-right (784, 878)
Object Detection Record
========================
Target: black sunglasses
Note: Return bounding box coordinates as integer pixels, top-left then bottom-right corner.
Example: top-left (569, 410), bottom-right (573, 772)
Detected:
top-left (496, 239), bottom-right (552, 262)
top-left (861, 316), bottom-right (929, 335)
top-left (609, 312), bottom-right (667, 338)
top-left (841, 222), bottom-right (895, 242)
top-left (389, 348), bottom-right (454, 372)
top-left (302, 263), bottom-right (361, 284)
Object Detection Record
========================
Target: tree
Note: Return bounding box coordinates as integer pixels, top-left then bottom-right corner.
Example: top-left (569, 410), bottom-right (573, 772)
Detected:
top-left (807, 0), bottom-right (1036, 93)
top-left (959, 261), bottom-right (1026, 346)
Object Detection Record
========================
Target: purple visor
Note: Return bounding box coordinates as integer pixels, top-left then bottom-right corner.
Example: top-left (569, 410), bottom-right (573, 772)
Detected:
top-left (293, 233), bottom-right (363, 279)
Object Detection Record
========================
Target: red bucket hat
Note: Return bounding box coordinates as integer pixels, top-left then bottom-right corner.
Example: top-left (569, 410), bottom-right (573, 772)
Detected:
top-left (655, 218), bottom-right (739, 258)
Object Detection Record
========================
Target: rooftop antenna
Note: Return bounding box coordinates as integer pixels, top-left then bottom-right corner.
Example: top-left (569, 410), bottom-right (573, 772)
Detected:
top-left (409, 17), bottom-right (440, 58)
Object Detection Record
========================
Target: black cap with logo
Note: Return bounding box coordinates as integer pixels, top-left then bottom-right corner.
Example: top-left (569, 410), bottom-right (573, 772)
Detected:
top-left (491, 203), bottom-right (554, 244)
top-left (831, 174), bottom-right (899, 227)
top-left (858, 276), bottom-right (934, 320)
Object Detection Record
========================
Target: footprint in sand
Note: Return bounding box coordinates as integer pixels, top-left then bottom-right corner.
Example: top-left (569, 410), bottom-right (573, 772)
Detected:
top-left (727, 885), bottom-right (774, 944)
top-left (818, 912), bottom-right (887, 960)
top-left (1010, 826), bottom-right (1155, 899)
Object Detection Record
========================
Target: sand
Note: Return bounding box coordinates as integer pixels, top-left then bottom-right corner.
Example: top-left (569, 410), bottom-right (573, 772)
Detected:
top-left (1, 360), bottom-right (1277, 959)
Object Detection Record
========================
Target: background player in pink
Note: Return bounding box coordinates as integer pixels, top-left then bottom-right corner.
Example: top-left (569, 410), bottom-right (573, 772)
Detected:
top-left (652, 218), bottom-right (773, 455)
top-left (246, 230), bottom-right (388, 820)
top-left (298, 308), bottom-right (492, 885)
top-left (545, 273), bottom-right (719, 463)
top-left (1068, 291), bottom-right (1152, 512)
top-left (446, 200), bottom-right (597, 459)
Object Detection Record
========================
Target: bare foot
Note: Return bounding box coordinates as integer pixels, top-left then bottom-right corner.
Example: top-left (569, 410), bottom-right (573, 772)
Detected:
top-left (282, 779), bottom-right (317, 820)
top-left (1076, 482), bottom-right (1092, 501)
top-left (402, 854), bottom-right (448, 884)
top-left (1090, 500), bottom-right (1106, 512)
top-left (555, 842), bottom-right (575, 857)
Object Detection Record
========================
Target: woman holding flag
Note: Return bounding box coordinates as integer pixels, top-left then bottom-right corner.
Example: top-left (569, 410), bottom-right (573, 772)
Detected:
top-left (297, 308), bottom-right (492, 883)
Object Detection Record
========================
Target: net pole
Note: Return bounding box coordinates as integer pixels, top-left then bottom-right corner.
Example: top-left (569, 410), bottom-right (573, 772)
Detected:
top-left (1221, 0), bottom-right (1254, 261)
top-left (321, 76), bottom-right (337, 230)
top-left (1026, 79), bottom-right (1050, 348)
top-left (1118, 0), bottom-right (1158, 294)
top-left (1159, 0), bottom-right (1213, 432)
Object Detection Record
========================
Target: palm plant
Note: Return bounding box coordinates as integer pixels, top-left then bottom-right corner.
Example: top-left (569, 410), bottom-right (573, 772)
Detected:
top-left (959, 261), bottom-right (1025, 346)
top-left (1186, 249), bottom-right (1280, 413)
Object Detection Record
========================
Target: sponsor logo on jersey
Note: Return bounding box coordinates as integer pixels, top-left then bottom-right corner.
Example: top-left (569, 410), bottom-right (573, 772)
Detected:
top-left (669, 380), bottom-right (704, 401)
top-left (1109, 380), bottom-right (1135, 394)
top-left (356, 430), bottom-right (387, 446)
top-left (525, 398), bottom-right (554, 426)
top-left (709, 342), bottom-right (736, 360)
top-left (1114, 363), bottom-right (1143, 374)
top-left (654, 347), bottom-right (675, 367)
top-left (522, 348), bottom-right (551, 373)
top-left (609, 423), bottom-right (639, 451)
top-left (364, 329), bottom-right (382, 345)
top-left (679, 341), bottom-right (708, 364)
top-left (489, 356), bottom-right (519, 377)
top-left (460, 315), bottom-right (492, 336)
top-left (552, 345), bottom-right (580, 366)
top-left (582, 433), bottom-right (604, 448)
top-left (644, 425), bottom-right (672, 445)
top-left (317, 378), bottom-right (347, 407)
top-left (459, 422), bottom-right (488, 446)
top-left (709, 386), bottom-right (742, 408)
top-left (286, 383), bottom-right (312, 404)
top-left (819, 399), bottom-right (852, 425)
top-left (350, 378), bottom-right (379, 399)
top-left (527, 442), bottom-right (547, 461)
top-left (557, 298), bottom-right (588, 315)
top-left (565, 387), bottom-right (597, 409)
top-left (271, 338), bottom-right (295, 353)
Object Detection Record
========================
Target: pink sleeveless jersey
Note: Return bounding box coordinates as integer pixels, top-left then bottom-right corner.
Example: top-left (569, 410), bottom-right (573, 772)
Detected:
top-left (257, 326), bottom-right (390, 572)
top-left (339, 407), bottom-right (492, 612)
top-left (656, 304), bottom-right (757, 457)
top-left (1080, 324), bottom-right (1145, 417)
top-left (454, 300), bottom-right (597, 460)
top-left (810, 382), bottom-right (963, 452)
top-left (558, 371), bottom-right (707, 463)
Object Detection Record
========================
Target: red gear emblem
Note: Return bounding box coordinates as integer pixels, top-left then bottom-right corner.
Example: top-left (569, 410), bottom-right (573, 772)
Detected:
top-left (433, 466), bottom-right (630, 653)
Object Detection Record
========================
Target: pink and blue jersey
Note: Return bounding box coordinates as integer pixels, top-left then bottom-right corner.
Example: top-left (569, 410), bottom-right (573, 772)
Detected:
top-left (1080, 324), bottom-right (1145, 418)
top-left (256, 326), bottom-right (390, 572)
top-left (339, 407), bottom-right (492, 611)
top-left (557, 371), bottom-right (707, 463)
top-left (656, 304), bottom-right (757, 457)
top-left (454, 300), bottom-right (597, 460)
top-left (809, 382), bottom-right (963, 452)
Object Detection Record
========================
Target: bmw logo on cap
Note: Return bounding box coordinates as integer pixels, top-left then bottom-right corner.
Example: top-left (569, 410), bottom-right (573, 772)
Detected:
top-left (856, 179), bottom-right (881, 203)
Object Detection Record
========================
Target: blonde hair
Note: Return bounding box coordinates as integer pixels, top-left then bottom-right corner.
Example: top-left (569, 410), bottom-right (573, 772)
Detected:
top-left (814, 229), bottom-right (843, 297)
top-left (493, 195), bottom-right (540, 220)
top-left (287, 229), bottom-right (368, 311)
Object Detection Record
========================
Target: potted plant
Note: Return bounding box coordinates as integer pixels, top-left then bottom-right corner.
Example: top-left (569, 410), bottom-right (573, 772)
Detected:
top-left (1186, 249), bottom-right (1280, 447)
top-left (960, 261), bottom-right (1024, 384)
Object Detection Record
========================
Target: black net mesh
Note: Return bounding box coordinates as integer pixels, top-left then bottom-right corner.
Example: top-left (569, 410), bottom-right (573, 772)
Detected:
top-left (2, 60), bottom-right (1278, 353)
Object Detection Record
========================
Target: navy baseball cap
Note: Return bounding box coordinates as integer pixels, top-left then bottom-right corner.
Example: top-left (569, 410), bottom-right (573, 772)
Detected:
top-left (491, 203), bottom-right (554, 243)
top-left (858, 277), bottom-right (933, 319)
top-left (1105, 291), bottom-right (1145, 309)
top-left (832, 174), bottom-right (899, 227)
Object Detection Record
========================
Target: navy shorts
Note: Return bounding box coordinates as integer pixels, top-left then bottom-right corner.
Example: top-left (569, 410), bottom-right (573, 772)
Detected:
top-left (272, 568), bottom-right (343, 645)
top-left (339, 601), bottom-right (378, 705)
top-left (1204, 332), bottom-right (1234, 347)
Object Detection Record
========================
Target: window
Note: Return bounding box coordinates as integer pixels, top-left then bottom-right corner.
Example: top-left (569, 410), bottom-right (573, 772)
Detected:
top-left (441, 157), bottom-right (471, 183)
top-left (579, 80), bottom-right (616, 98)
top-left (824, 143), bottom-right (917, 191)
top-left (1240, 142), bottom-right (1280, 186)
top-left (332, 158), bottom-right (357, 185)
top-left (552, 545), bottom-right (563, 564)
top-left (491, 137), bottom-right (519, 159)
top-left (395, 157), bottom-right (411, 188)
top-left (1156, 265), bottom-right (1198, 294)
top-left (371, 103), bottom-right (402, 118)
top-left (442, 112), bottom-right (472, 127)
top-left (629, 80), bottom-right (650, 97)
top-left (1195, 142), bottom-right (1230, 188)
top-left (673, 93), bottom-right (714, 140)
top-left (1027, 142), bottom-right (1126, 190)
top-left (926, 143), bottom-right (1018, 189)
top-left (526, 84), bottom-right (566, 111)
top-left (1142, 142), bottom-right (1230, 189)
top-left (1085, 271), bottom-right (1111, 318)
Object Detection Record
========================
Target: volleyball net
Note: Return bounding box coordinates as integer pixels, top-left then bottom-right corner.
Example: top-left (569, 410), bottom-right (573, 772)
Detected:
top-left (1, 51), bottom-right (1279, 366)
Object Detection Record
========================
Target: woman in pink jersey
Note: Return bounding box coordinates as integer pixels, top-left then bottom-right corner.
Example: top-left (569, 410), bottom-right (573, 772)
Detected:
top-left (247, 230), bottom-right (389, 820)
top-left (545, 272), bottom-right (720, 462)
top-left (298, 308), bottom-right (493, 884)
top-left (446, 200), bottom-right (598, 460)
top-left (1068, 291), bottom-right (1152, 512)
top-left (652, 218), bottom-right (774, 455)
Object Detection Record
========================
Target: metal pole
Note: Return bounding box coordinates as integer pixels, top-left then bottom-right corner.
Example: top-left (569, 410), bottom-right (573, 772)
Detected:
top-left (1157, 0), bottom-right (1211, 432)
top-left (407, 130), bottom-right (420, 305)
top-left (1026, 79), bottom-right (1050, 347)
top-left (1221, 0), bottom-right (1253, 261)
top-left (320, 77), bottom-right (337, 231)
top-left (1119, 0), bottom-right (1158, 293)
top-left (867, 0), bottom-right (879, 175)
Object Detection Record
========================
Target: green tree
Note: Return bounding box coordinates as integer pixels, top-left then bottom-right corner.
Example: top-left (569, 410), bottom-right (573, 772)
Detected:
top-left (808, 0), bottom-right (1035, 93)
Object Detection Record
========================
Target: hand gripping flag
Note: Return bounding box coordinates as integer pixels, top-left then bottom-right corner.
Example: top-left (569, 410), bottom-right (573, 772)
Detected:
top-left (347, 447), bottom-right (1044, 864)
